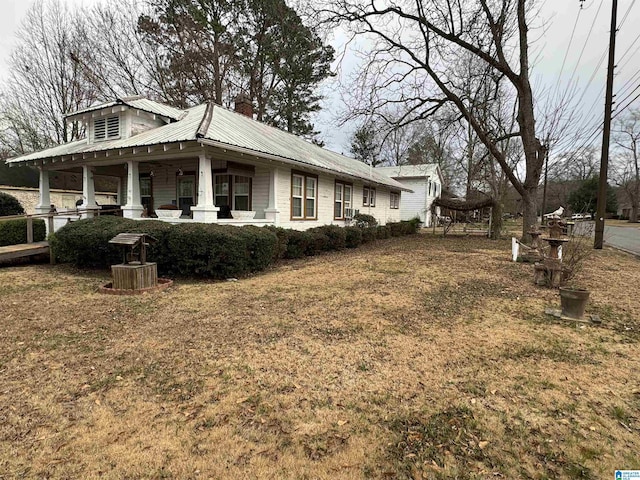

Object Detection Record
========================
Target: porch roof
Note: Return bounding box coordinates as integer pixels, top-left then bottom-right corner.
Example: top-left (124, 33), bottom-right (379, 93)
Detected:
top-left (7, 100), bottom-right (409, 191)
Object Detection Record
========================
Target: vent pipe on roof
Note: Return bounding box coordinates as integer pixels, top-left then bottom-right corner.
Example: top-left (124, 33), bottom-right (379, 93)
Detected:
top-left (234, 93), bottom-right (253, 118)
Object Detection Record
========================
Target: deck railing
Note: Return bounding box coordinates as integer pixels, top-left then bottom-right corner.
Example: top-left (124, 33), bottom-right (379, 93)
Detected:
top-left (0, 206), bottom-right (122, 245)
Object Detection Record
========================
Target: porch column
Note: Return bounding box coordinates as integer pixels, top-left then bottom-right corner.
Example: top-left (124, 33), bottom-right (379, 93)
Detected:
top-left (121, 160), bottom-right (144, 219)
top-left (35, 168), bottom-right (51, 215)
top-left (191, 153), bottom-right (219, 222)
top-left (81, 165), bottom-right (99, 218)
top-left (265, 167), bottom-right (280, 225)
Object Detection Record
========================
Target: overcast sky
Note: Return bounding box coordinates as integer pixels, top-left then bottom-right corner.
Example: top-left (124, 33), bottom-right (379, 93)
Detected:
top-left (0, 0), bottom-right (638, 155)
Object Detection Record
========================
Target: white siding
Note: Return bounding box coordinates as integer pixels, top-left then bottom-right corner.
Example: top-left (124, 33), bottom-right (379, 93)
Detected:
top-left (398, 178), bottom-right (428, 223)
top-left (275, 169), bottom-right (401, 230)
top-left (390, 178), bottom-right (441, 226)
top-left (251, 165), bottom-right (270, 218)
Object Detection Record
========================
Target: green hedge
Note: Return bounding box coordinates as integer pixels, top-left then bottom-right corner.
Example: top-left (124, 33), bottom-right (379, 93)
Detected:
top-left (49, 216), bottom-right (420, 278)
top-left (360, 226), bottom-right (377, 244)
top-left (50, 217), bottom-right (277, 279)
top-left (0, 192), bottom-right (25, 216)
top-left (344, 226), bottom-right (363, 248)
top-left (0, 219), bottom-right (46, 246)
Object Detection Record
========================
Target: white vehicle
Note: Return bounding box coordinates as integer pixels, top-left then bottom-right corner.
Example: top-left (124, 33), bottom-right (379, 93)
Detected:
top-left (571, 213), bottom-right (587, 220)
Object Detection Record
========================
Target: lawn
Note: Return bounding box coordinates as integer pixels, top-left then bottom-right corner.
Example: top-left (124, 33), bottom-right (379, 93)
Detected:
top-left (0, 233), bottom-right (639, 479)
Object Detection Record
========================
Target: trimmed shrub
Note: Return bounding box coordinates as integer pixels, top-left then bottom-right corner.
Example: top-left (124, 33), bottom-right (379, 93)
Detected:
top-left (360, 226), bottom-right (377, 244)
top-left (376, 225), bottom-right (391, 239)
top-left (388, 220), bottom-right (420, 237)
top-left (344, 226), bottom-right (362, 248)
top-left (306, 230), bottom-right (329, 255)
top-left (0, 218), bottom-right (46, 246)
top-left (263, 226), bottom-right (290, 260)
top-left (309, 225), bottom-right (346, 251)
top-left (126, 220), bottom-right (174, 272)
top-left (353, 213), bottom-right (378, 228)
top-left (388, 221), bottom-right (405, 237)
top-left (0, 192), bottom-right (25, 216)
top-left (285, 230), bottom-right (314, 259)
top-left (236, 226), bottom-right (278, 273)
top-left (50, 216), bottom-right (136, 267)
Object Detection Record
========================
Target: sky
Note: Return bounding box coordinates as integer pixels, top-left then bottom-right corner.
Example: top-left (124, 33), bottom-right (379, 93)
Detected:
top-left (0, 0), bottom-right (639, 156)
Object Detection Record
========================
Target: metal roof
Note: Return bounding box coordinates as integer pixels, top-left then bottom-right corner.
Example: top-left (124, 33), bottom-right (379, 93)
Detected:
top-left (65, 96), bottom-right (185, 121)
top-left (202, 106), bottom-right (408, 190)
top-left (7, 100), bottom-right (408, 190)
top-left (7, 104), bottom-right (207, 163)
top-left (376, 164), bottom-right (442, 180)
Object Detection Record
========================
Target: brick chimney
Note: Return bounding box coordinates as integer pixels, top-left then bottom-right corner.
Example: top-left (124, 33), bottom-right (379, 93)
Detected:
top-left (234, 93), bottom-right (253, 118)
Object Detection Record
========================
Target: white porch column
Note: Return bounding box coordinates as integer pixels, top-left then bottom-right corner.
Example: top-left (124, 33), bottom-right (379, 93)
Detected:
top-left (121, 160), bottom-right (144, 219)
top-left (191, 153), bottom-right (219, 222)
top-left (264, 167), bottom-right (280, 225)
top-left (35, 168), bottom-right (51, 215)
top-left (81, 165), bottom-right (100, 218)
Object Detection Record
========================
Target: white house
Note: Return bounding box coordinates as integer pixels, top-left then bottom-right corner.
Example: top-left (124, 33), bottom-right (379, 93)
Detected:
top-left (375, 164), bottom-right (443, 227)
top-left (6, 96), bottom-right (410, 231)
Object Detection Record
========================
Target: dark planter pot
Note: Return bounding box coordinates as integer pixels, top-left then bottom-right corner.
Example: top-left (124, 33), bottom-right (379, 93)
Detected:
top-left (559, 287), bottom-right (590, 319)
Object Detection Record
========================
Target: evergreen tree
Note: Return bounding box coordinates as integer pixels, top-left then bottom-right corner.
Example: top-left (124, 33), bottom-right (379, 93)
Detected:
top-left (350, 123), bottom-right (381, 166)
top-left (568, 177), bottom-right (618, 215)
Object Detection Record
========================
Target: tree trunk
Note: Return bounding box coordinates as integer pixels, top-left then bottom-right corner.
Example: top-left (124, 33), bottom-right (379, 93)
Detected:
top-left (521, 189), bottom-right (538, 243)
top-left (490, 201), bottom-right (503, 240)
top-left (631, 204), bottom-right (638, 223)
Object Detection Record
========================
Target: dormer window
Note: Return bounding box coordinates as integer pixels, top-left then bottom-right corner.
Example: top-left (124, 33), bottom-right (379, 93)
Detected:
top-left (94, 116), bottom-right (120, 141)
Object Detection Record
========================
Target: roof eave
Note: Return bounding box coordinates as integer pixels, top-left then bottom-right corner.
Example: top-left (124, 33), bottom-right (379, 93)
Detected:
top-left (198, 138), bottom-right (412, 192)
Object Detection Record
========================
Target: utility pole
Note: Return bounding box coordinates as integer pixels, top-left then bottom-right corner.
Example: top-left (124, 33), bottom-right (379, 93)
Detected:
top-left (594, 0), bottom-right (618, 249)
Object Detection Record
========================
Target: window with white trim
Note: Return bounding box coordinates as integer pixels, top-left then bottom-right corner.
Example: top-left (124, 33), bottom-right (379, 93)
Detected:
top-left (94, 115), bottom-right (120, 141)
top-left (291, 172), bottom-right (317, 220)
top-left (364, 187), bottom-right (376, 207)
top-left (334, 182), bottom-right (352, 219)
top-left (390, 192), bottom-right (400, 209)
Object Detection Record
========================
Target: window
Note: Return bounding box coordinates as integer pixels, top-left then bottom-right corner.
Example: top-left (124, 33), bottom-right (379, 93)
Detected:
top-left (233, 175), bottom-right (251, 210)
top-left (177, 174), bottom-right (196, 217)
top-left (363, 186), bottom-right (376, 207)
top-left (291, 172), bottom-right (318, 220)
top-left (390, 192), bottom-right (400, 209)
top-left (140, 174), bottom-right (153, 214)
top-left (215, 175), bottom-right (230, 207)
top-left (334, 182), bottom-right (353, 219)
top-left (94, 115), bottom-right (120, 141)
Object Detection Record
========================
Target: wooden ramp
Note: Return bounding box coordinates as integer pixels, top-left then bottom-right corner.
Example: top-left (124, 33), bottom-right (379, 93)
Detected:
top-left (0, 242), bottom-right (50, 263)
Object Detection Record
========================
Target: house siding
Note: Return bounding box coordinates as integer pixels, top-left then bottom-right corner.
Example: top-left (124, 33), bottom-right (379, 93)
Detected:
top-left (251, 165), bottom-right (270, 218)
top-left (116, 158), bottom-right (403, 228)
top-left (275, 168), bottom-right (400, 230)
top-left (397, 178), bottom-right (429, 224)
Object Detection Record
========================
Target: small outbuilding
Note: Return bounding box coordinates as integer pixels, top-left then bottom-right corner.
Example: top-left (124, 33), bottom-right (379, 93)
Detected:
top-left (375, 164), bottom-right (443, 227)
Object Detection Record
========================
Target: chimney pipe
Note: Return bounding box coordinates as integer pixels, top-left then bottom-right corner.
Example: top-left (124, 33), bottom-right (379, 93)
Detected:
top-left (234, 94), bottom-right (253, 118)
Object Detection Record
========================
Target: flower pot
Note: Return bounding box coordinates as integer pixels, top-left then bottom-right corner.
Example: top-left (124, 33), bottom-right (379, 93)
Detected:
top-left (156, 210), bottom-right (182, 219)
top-left (230, 210), bottom-right (256, 221)
top-left (559, 287), bottom-right (590, 320)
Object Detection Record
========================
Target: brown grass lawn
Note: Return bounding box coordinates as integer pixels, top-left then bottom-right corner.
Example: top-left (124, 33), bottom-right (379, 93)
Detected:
top-left (1, 233), bottom-right (639, 479)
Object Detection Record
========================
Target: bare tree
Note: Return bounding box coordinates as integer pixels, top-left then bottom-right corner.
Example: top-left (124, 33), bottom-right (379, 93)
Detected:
top-left (0, 0), bottom-right (97, 154)
top-left (613, 109), bottom-right (640, 222)
top-left (321, 0), bottom-right (550, 240)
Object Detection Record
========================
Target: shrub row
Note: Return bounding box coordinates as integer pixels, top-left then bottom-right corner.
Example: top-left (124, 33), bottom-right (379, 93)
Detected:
top-left (50, 217), bottom-right (278, 279)
top-left (0, 218), bottom-right (46, 246)
top-left (50, 216), bottom-right (421, 278)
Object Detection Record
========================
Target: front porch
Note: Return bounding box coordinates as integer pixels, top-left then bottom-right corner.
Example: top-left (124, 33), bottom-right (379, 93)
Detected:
top-left (35, 145), bottom-right (283, 232)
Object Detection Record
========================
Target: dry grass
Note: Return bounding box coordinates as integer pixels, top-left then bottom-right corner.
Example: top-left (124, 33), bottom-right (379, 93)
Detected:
top-left (1, 233), bottom-right (639, 479)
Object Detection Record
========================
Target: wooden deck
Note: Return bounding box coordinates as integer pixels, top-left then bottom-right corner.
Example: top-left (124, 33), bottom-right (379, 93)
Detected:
top-left (0, 242), bottom-right (50, 263)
